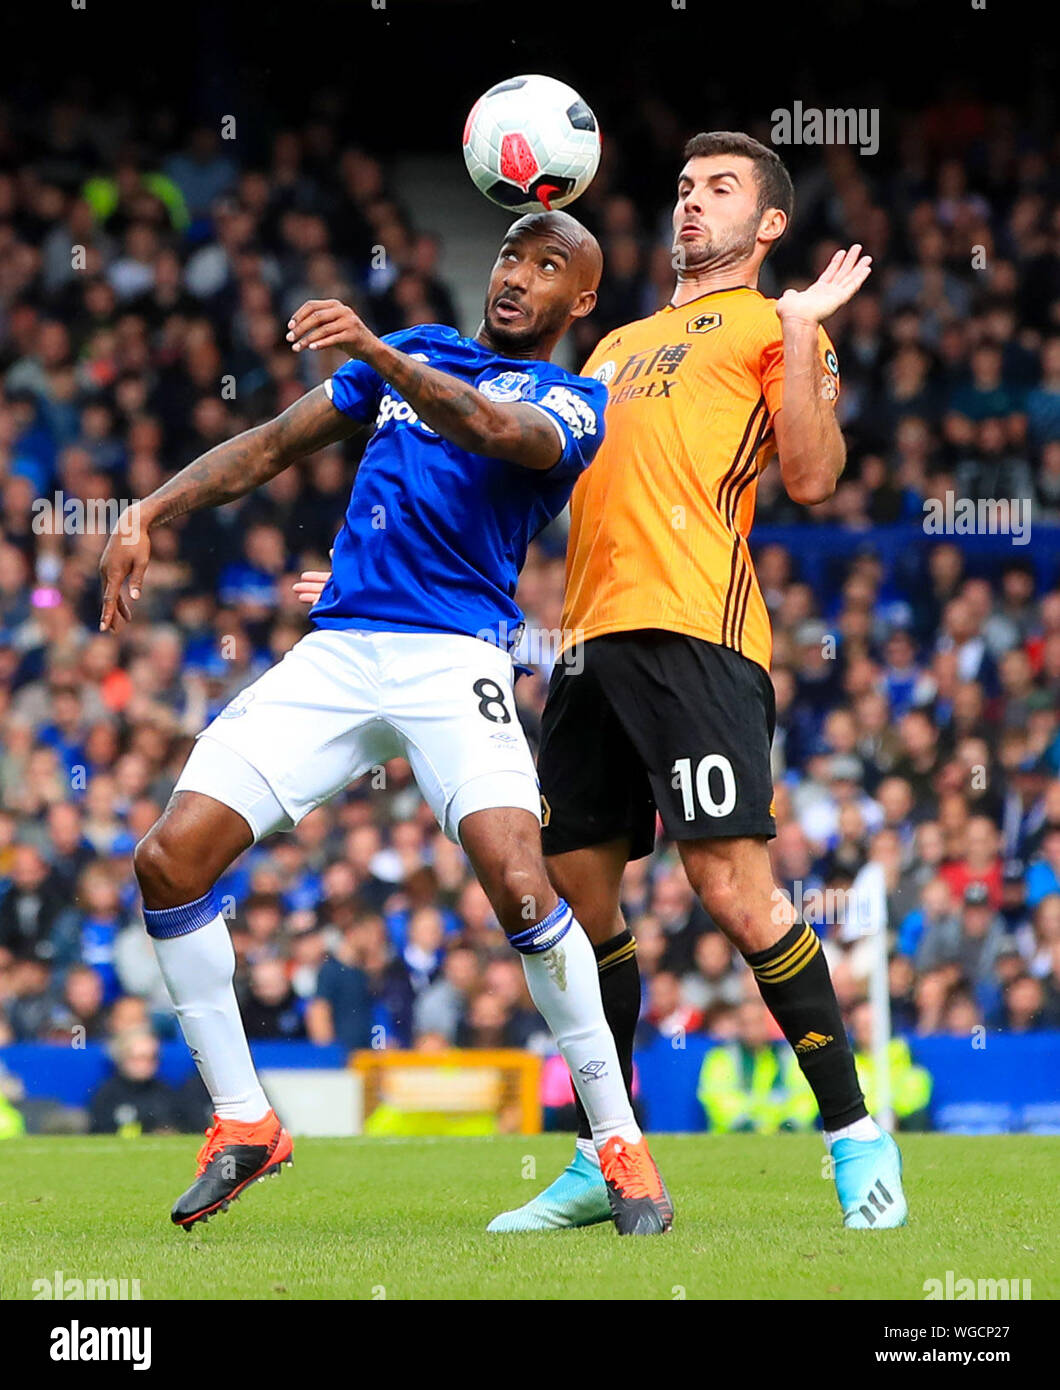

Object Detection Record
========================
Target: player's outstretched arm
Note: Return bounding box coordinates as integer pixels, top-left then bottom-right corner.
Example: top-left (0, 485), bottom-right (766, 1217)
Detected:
top-left (287, 299), bottom-right (562, 470)
top-left (773, 244), bottom-right (872, 506)
top-left (98, 386), bottom-right (357, 632)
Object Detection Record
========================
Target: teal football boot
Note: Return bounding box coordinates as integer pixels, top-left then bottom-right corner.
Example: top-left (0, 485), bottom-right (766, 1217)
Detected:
top-left (833, 1131), bottom-right (908, 1229)
top-left (487, 1147), bottom-right (611, 1232)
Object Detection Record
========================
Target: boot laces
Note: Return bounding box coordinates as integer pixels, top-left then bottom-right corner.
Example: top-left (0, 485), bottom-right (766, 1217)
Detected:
top-left (605, 1142), bottom-right (657, 1201)
top-left (195, 1122), bottom-right (228, 1175)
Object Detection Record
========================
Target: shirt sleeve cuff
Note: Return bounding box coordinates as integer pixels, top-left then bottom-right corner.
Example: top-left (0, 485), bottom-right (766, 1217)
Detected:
top-left (524, 401), bottom-right (568, 454)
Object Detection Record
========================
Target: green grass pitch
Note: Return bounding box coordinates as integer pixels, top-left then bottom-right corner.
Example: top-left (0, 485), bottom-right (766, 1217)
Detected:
top-left (2, 1133), bottom-right (1055, 1301)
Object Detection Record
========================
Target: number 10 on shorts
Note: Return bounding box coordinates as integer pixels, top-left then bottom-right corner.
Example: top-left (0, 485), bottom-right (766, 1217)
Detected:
top-left (672, 755), bottom-right (737, 820)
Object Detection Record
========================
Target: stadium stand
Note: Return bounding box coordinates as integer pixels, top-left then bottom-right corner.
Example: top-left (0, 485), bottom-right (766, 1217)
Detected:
top-left (1, 89), bottom-right (1059, 1136)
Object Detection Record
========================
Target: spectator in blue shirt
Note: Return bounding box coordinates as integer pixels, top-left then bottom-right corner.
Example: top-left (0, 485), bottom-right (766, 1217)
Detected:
top-left (1025, 337), bottom-right (1060, 448)
top-left (1026, 828), bottom-right (1060, 908)
top-left (307, 915), bottom-right (376, 1053)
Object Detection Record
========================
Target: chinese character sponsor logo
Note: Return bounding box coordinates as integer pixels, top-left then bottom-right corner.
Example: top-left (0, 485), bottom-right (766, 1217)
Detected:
top-left (611, 342), bottom-right (693, 389)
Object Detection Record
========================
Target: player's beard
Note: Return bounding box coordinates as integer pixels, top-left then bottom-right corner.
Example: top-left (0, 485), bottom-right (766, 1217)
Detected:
top-left (673, 209), bottom-right (761, 279)
top-left (483, 295), bottom-right (562, 356)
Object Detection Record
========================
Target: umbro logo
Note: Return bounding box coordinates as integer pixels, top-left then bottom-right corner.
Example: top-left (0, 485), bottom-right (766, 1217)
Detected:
top-left (579, 1060), bottom-right (608, 1079)
top-left (795, 1031), bottom-right (834, 1053)
top-left (857, 1178), bottom-right (895, 1226)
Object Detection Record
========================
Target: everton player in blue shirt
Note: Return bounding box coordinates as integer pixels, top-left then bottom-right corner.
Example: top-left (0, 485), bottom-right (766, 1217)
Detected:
top-left (98, 211), bottom-right (673, 1236)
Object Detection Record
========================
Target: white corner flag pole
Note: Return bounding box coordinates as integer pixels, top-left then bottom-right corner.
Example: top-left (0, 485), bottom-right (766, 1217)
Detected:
top-left (850, 858), bottom-right (894, 1133)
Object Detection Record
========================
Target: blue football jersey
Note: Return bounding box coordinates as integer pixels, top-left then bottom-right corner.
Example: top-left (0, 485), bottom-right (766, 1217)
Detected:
top-left (310, 325), bottom-right (607, 651)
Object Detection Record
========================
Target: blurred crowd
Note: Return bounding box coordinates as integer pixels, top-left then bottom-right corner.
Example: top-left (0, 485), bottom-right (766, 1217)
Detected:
top-left (1, 90), bottom-right (1059, 1135)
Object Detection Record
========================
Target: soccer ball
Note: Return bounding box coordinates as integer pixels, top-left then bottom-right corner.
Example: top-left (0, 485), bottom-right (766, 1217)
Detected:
top-left (462, 75), bottom-right (601, 213)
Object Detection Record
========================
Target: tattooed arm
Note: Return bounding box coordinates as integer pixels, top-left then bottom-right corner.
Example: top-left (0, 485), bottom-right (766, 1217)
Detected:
top-left (287, 299), bottom-right (562, 471)
top-left (98, 386), bottom-right (358, 631)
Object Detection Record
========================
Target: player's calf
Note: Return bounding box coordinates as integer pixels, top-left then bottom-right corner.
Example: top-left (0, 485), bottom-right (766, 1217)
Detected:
top-left (136, 791), bottom-right (288, 1226)
top-left (461, 807), bottom-right (672, 1235)
top-left (682, 835), bottom-right (906, 1226)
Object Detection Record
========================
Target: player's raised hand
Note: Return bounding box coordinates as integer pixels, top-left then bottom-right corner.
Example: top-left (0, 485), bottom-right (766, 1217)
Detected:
top-left (98, 507), bottom-right (151, 632)
top-left (286, 299), bottom-right (374, 358)
top-left (775, 245), bottom-right (872, 326)
top-left (292, 569), bottom-right (331, 605)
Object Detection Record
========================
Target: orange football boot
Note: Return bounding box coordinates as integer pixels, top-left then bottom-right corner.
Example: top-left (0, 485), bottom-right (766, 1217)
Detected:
top-left (171, 1108), bottom-right (293, 1229)
top-left (598, 1135), bottom-right (674, 1235)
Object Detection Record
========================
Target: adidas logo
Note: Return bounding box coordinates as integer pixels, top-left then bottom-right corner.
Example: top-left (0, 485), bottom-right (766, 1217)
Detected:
top-left (857, 1178), bottom-right (894, 1226)
top-left (795, 1030), bottom-right (834, 1053)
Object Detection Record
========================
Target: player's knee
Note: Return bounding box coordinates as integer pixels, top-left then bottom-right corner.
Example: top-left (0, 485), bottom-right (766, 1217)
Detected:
top-left (133, 826), bottom-right (209, 909)
top-left (697, 872), bottom-right (740, 927)
top-left (687, 856), bottom-right (745, 931)
top-left (493, 862), bottom-right (550, 935)
top-left (684, 840), bottom-right (775, 944)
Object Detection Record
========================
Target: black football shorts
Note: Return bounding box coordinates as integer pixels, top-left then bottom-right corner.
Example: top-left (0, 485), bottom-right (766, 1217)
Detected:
top-left (539, 630), bottom-right (776, 860)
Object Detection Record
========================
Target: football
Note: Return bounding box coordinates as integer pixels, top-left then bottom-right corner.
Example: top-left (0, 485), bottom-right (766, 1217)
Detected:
top-left (462, 74), bottom-right (601, 213)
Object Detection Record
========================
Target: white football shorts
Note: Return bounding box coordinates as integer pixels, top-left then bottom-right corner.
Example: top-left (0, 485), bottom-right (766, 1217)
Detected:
top-left (174, 628), bottom-right (541, 844)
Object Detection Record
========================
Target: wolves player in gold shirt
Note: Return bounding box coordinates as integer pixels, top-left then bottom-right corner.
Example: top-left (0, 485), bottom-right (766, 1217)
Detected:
top-left (490, 131), bottom-right (908, 1233)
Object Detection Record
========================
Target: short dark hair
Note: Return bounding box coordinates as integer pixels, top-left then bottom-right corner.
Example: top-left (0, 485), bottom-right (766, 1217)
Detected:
top-left (682, 131), bottom-right (794, 228)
